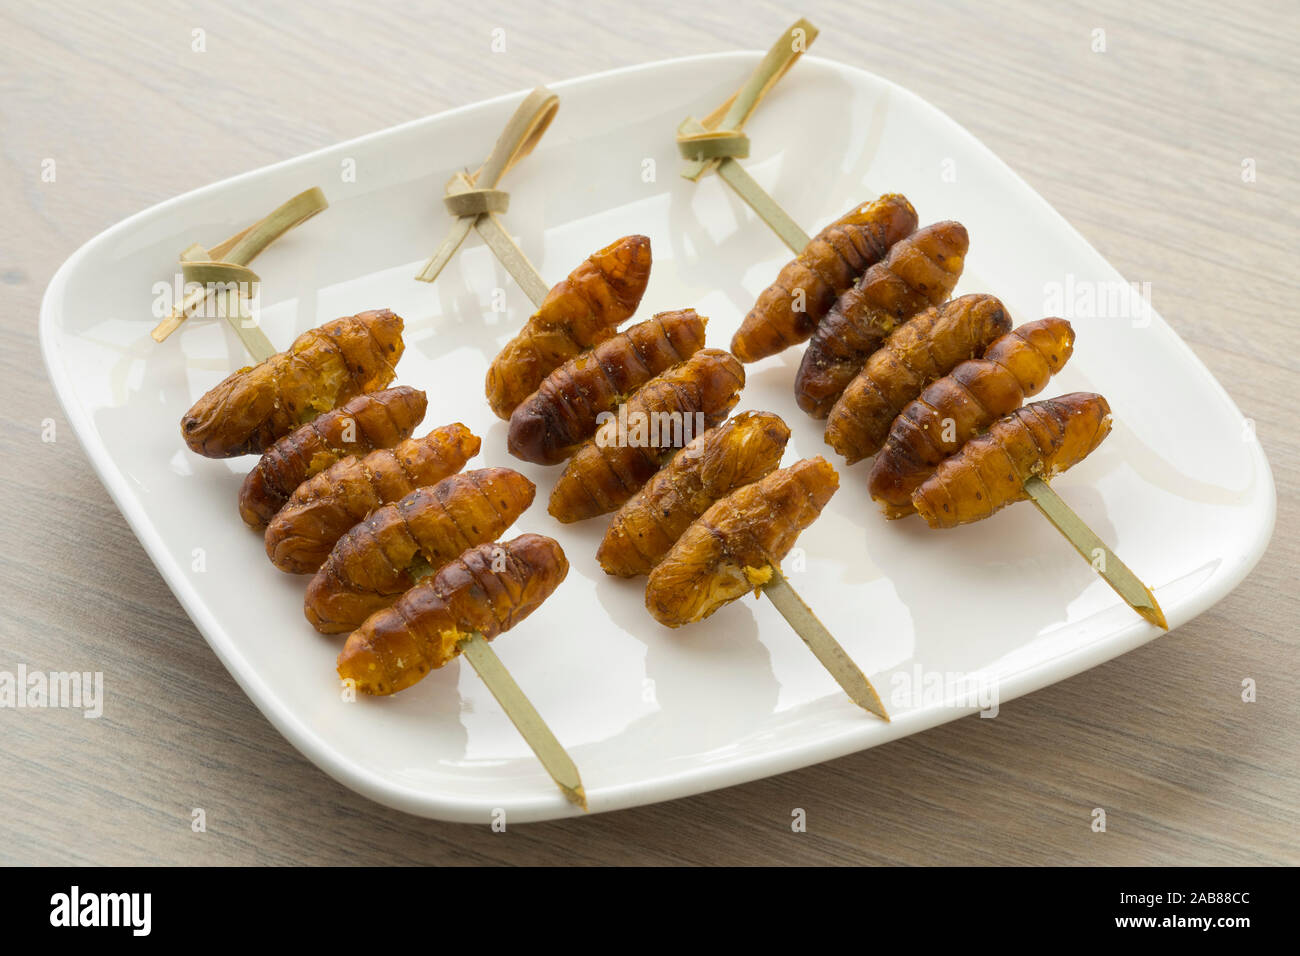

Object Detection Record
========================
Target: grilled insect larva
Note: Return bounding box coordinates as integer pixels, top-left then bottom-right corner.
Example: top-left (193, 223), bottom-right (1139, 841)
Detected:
top-left (597, 410), bottom-right (791, 577)
top-left (912, 392), bottom-right (1112, 529)
top-left (507, 309), bottom-right (707, 465)
top-left (823, 294), bottom-right (1012, 463)
top-left (337, 534), bottom-right (569, 696)
top-left (264, 423), bottom-right (481, 574)
top-left (869, 318), bottom-right (1075, 517)
top-left (181, 309), bottom-right (405, 458)
top-left (795, 222), bottom-right (969, 417)
top-left (547, 348), bottom-right (745, 523)
top-left (237, 386), bottom-right (428, 529)
top-left (304, 467), bottom-right (535, 633)
top-left (730, 194), bottom-right (918, 362)
top-left (644, 457), bottom-right (839, 627)
top-left (485, 235), bottom-right (653, 419)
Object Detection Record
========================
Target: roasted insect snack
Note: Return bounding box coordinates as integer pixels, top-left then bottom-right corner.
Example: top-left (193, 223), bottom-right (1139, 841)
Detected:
top-left (304, 467), bottom-right (535, 633)
top-left (237, 386), bottom-right (428, 528)
top-left (485, 234), bottom-right (653, 419)
top-left (508, 309), bottom-right (708, 465)
top-left (869, 318), bottom-right (1074, 516)
top-left (264, 423), bottom-right (481, 573)
top-left (597, 411), bottom-right (790, 577)
top-left (731, 194), bottom-right (918, 362)
top-left (337, 533), bottom-right (569, 696)
top-left (823, 294), bottom-right (1012, 463)
top-left (644, 457), bottom-right (839, 627)
top-left (795, 221), bottom-right (969, 417)
top-left (181, 309), bottom-right (405, 457)
top-left (911, 392), bottom-right (1111, 529)
top-left (547, 348), bottom-right (745, 522)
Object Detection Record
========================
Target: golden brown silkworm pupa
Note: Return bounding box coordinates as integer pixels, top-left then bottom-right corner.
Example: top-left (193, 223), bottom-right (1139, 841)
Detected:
top-left (730, 194), bottom-right (918, 363)
top-left (644, 457), bottom-right (839, 627)
top-left (304, 467), bottom-right (535, 633)
top-left (264, 423), bottom-right (480, 574)
top-left (869, 318), bottom-right (1074, 517)
top-left (823, 294), bottom-right (1012, 463)
top-left (337, 534), bottom-right (568, 696)
top-left (485, 235), bottom-right (652, 419)
top-left (238, 386), bottom-right (428, 529)
top-left (794, 222), bottom-right (968, 418)
top-left (547, 348), bottom-right (745, 523)
top-left (911, 392), bottom-right (1112, 529)
top-left (597, 410), bottom-right (791, 577)
top-left (180, 309), bottom-right (404, 457)
top-left (507, 308), bottom-right (707, 465)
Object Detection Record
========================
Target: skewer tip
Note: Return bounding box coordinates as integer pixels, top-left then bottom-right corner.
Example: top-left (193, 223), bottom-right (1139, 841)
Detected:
top-left (1024, 476), bottom-right (1169, 632)
top-left (854, 686), bottom-right (891, 722)
top-left (761, 566), bottom-right (890, 722)
top-left (565, 784), bottom-right (589, 812)
top-left (1138, 597), bottom-right (1169, 631)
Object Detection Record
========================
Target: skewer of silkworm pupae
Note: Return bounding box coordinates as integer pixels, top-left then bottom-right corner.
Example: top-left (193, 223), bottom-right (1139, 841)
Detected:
top-left (183, 320), bottom-right (587, 807)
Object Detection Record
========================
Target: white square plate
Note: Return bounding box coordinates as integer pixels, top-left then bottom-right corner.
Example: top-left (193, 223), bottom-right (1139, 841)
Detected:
top-left (40, 53), bottom-right (1275, 822)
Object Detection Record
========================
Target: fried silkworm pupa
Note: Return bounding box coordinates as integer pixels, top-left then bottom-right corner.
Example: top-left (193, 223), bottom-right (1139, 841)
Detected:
top-left (180, 309), bottom-right (404, 458)
top-left (869, 318), bottom-right (1075, 517)
top-left (338, 534), bottom-right (569, 696)
top-left (912, 392), bottom-right (1112, 529)
top-left (795, 222), bottom-right (969, 418)
top-left (547, 348), bottom-right (746, 523)
top-left (264, 423), bottom-right (481, 574)
top-left (824, 294), bottom-right (1012, 463)
top-left (644, 457), bottom-right (839, 627)
top-left (304, 467), bottom-right (535, 634)
top-left (731, 194), bottom-right (918, 362)
top-left (508, 308), bottom-right (708, 465)
top-left (237, 386), bottom-right (428, 529)
top-left (597, 411), bottom-right (791, 577)
top-left (485, 235), bottom-right (653, 419)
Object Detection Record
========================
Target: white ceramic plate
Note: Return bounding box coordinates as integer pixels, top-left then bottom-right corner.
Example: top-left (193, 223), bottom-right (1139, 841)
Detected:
top-left (40, 52), bottom-right (1275, 823)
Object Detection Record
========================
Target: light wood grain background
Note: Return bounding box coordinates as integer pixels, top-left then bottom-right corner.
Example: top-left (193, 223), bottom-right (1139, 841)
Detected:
top-left (1, 0), bottom-right (1296, 865)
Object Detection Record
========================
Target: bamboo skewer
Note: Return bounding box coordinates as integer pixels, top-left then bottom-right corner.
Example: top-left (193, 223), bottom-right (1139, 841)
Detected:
top-left (403, 564), bottom-right (586, 810)
top-left (416, 86), bottom-right (558, 303)
top-left (676, 18), bottom-right (818, 251)
top-left (504, 250), bottom-right (549, 310)
top-left (1024, 476), bottom-right (1167, 629)
top-left (457, 631), bottom-right (587, 810)
top-left (431, 172), bottom-right (551, 306)
top-left (150, 187), bottom-right (328, 351)
top-left (761, 565), bottom-right (889, 719)
top-left (214, 274), bottom-right (275, 364)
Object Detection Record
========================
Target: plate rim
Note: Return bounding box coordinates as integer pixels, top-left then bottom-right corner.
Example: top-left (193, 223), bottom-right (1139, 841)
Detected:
top-left (38, 50), bottom-right (1277, 823)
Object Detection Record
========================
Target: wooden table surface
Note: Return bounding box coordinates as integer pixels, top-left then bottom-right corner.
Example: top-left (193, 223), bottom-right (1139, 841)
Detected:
top-left (2, 0), bottom-right (1296, 865)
